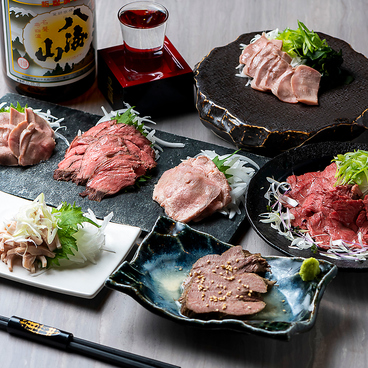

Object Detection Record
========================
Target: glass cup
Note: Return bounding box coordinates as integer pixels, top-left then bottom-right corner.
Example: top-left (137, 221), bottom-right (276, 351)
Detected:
top-left (118, 1), bottom-right (169, 74)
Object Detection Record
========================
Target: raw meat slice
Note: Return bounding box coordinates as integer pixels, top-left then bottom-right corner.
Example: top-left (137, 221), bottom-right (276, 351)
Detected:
top-left (291, 65), bottom-right (321, 105)
top-left (153, 156), bottom-right (231, 223)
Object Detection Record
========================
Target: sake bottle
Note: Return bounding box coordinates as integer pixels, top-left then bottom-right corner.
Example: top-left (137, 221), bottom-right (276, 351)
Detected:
top-left (0, 0), bottom-right (97, 102)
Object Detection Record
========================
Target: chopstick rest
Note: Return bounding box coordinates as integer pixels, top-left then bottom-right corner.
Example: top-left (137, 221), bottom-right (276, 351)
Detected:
top-left (2, 315), bottom-right (180, 368)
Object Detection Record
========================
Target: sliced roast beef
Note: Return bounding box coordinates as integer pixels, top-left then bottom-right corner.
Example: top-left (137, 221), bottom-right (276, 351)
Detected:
top-left (54, 120), bottom-right (157, 201)
top-left (73, 135), bottom-right (127, 185)
top-left (153, 156), bottom-right (231, 223)
top-left (80, 154), bottom-right (142, 201)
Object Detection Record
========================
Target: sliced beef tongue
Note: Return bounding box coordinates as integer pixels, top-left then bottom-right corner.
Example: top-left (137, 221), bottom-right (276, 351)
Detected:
top-left (0, 112), bottom-right (18, 166)
top-left (180, 246), bottom-right (273, 319)
top-left (240, 34), bottom-right (321, 105)
top-left (17, 109), bottom-right (56, 166)
top-left (153, 155), bottom-right (232, 223)
top-left (0, 108), bottom-right (55, 167)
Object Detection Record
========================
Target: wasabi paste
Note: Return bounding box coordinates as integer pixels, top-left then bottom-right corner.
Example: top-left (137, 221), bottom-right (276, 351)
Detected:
top-left (299, 258), bottom-right (320, 281)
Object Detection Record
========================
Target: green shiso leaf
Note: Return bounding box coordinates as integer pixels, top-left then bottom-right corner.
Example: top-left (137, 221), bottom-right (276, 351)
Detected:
top-left (0, 102), bottom-right (28, 113)
top-left (212, 150), bottom-right (240, 180)
top-left (111, 107), bottom-right (146, 136)
top-left (47, 202), bottom-right (99, 267)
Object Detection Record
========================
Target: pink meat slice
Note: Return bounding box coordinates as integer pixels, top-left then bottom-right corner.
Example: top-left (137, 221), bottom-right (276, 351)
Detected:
top-left (17, 109), bottom-right (55, 166)
top-left (251, 53), bottom-right (279, 91)
top-left (0, 112), bottom-right (18, 165)
top-left (259, 57), bottom-right (290, 91)
top-left (80, 154), bottom-right (143, 201)
top-left (153, 156), bottom-right (231, 223)
top-left (0, 112), bottom-right (10, 127)
top-left (9, 108), bottom-right (26, 126)
top-left (240, 34), bottom-right (270, 75)
top-left (291, 65), bottom-right (321, 105)
top-left (271, 67), bottom-right (298, 103)
top-left (8, 120), bottom-right (28, 157)
top-left (81, 120), bottom-right (117, 137)
top-left (73, 135), bottom-right (127, 185)
top-left (246, 41), bottom-right (280, 78)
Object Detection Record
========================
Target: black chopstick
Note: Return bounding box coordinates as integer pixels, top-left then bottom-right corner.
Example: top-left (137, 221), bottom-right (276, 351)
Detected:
top-left (1, 315), bottom-right (180, 368)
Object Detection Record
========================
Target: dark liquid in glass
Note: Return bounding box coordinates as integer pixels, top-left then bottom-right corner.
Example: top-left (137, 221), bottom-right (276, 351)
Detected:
top-left (119, 9), bottom-right (167, 74)
top-left (119, 9), bottom-right (167, 29)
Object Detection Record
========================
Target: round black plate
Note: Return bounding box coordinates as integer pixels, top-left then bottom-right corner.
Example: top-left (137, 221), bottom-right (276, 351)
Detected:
top-left (245, 141), bottom-right (368, 269)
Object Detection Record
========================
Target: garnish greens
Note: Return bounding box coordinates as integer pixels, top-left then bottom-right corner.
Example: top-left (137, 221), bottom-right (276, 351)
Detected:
top-left (212, 150), bottom-right (240, 179)
top-left (49, 202), bottom-right (99, 267)
top-left (111, 106), bottom-right (146, 136)
top-left (276, 21), bottom-right (354, 87)
top-left (0, 101), bottom-right (27, 113)
top-left (333, 149), bottom-right (368, 195)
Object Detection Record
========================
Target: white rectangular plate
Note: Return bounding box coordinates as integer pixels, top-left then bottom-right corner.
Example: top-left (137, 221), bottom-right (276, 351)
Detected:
top-left (0, 191), bottom-right (141, 298)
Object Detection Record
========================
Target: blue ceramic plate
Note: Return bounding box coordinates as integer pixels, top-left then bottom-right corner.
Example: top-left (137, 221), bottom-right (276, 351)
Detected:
top-left (106, 217), bottom-right (337, 340)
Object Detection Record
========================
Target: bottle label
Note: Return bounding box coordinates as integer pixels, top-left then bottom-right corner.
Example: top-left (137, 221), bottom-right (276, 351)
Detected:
top-left (1, 0), bottom-right (96, 87)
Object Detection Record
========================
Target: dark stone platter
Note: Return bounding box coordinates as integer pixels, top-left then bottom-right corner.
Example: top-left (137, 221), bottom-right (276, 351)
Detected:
top-left (0, 93), bottom-right (269, 243)
top-left (194, 32), bottom-right (368, 157)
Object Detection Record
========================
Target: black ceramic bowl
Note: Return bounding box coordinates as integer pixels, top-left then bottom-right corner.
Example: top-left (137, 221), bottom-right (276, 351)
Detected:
top-left (245, 141), bottom-right (368, 269)
top-left (106, 216), bottom-right (337, 340)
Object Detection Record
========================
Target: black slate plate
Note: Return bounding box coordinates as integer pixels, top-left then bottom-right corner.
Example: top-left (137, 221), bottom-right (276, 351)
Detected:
top-left (245, 141), bottom-right (368, 269)
top-left (194, 32), bottom-right (368, 157)
top-left (0, 93), bottom-right (268, 243)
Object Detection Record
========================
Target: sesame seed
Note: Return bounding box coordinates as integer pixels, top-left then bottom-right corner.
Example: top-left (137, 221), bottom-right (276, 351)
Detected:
top-left (206, 260), bottom-right (211, 264)
top-left (222, 304), bottom-right (227, 310)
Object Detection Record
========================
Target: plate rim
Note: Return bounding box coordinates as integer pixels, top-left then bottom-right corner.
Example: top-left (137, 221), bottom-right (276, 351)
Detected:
top-left (245, 141), bottom-right (368, 269)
